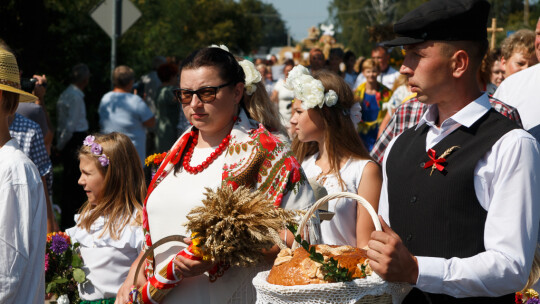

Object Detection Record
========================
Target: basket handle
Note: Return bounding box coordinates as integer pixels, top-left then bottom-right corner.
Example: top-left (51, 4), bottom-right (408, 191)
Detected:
top-left (292, 192), bottom-right (381, 250)
top-left (133, 234), bottom-right (188, 287)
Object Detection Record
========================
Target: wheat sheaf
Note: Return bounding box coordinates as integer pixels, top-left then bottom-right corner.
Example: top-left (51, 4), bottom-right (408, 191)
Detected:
top-left (184, 185), bottom-right (300, 267)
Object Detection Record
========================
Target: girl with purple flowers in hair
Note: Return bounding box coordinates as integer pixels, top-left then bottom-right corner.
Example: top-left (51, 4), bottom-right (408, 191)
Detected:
top-left (66, 132), bottom-right (146, 304)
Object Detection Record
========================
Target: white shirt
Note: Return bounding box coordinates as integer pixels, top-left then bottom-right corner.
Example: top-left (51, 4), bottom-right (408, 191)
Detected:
top-left (66, 214), bottom-right (143, 301)
top-left (148, 147), bottom-right (253, 304)
top-left (354, 66), bottom-right (400, 90)
top-left (56, 84), bottom-right (89, 150)
top-left (494, 63), bottom-right (540, 142)
top-left (0, 139), bottom-right (47, 304)
top-left (344, 72), bottom-right (358, 89)
top-left (302, 154), bottom-right (371, 246)
top-left (379, 94), bottom-right (540, 297)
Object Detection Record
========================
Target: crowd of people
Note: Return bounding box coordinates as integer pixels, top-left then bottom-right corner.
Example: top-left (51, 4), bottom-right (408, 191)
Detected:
top-left (1, 0), bottom-right (540, 303)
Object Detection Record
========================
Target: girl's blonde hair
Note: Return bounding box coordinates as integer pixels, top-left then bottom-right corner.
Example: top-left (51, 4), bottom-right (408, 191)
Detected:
top-left (242, 80), bottom-right (287, 135)
top-left (362, 58), bottom-right (379, 72)
top-left (292, 70), bottom-right (373, 190)
top-left (77, 132), bottom-right (145, 240)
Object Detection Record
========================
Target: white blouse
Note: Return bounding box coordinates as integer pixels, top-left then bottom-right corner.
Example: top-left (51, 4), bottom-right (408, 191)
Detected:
top-left (147, 146), bottom-right (265, 304)
top-left (66, 213), bottom-right (143, 301)
top-left (302, 154), bottom-right (371, 246)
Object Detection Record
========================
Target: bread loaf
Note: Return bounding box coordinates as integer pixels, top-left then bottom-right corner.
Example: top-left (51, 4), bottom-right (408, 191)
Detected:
top-left (267, 245), bottom-right (371, 286)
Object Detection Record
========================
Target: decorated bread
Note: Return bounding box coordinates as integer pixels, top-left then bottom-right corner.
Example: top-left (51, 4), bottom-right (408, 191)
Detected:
top-left (267, 245), bottom-right (372, 286)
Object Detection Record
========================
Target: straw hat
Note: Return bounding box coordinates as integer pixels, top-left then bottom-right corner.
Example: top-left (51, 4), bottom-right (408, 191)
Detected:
top-left (0, 48), bottom-right (37, 103)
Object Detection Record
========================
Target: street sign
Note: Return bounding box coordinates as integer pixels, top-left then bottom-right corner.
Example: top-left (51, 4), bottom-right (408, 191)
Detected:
top-left (90, 0), bottom-right (141, 38)
top-left (90, 0), bottom-right (141, 88)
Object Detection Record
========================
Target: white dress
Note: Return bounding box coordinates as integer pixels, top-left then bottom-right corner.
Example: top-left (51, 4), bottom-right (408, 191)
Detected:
top-left (66, 213), bottom-right (144, 301)
top-left (302, 154), bottom-right (371, 246)
top-left (146, 147), bottom-right (266, 304)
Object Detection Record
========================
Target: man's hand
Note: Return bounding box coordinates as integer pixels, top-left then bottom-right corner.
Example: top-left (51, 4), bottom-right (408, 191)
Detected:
top-left (32, 74), bottom-right (47, 104)
top-left (367, 216), bottom-right (419, 284)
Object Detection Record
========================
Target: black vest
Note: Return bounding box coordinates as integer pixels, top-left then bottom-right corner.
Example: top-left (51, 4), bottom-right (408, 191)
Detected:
top-left (387, 109), bottom-right (518, 303)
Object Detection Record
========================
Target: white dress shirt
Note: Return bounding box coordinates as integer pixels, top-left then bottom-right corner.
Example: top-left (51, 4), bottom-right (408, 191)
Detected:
top-left (66, 214), bottom-right (143, 301)
top-left (0, 139), bottom-right (47, 303)
top-left (56, 84), bottom-right (89, 150)
top-left (379, 94), bottom-right (540, 297)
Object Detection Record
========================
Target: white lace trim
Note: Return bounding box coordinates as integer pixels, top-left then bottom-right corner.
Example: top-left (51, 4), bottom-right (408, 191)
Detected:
top-left (253, 270), bottom-right (412, 304)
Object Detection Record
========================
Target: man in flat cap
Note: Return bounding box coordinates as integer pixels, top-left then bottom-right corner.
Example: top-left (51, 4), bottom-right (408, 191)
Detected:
top-left (367, 0), bottom-right (540, 302)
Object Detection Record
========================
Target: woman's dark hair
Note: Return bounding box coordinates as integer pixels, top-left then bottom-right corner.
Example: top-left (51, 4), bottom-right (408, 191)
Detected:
top-left (157, 62), bottom-right (179, 83)
top-left (283, 59), bottom-right (295, 68)
top-left (180, 47), bottom-right (245, 86)
top-left (343, 51), bottom-right (356, 63)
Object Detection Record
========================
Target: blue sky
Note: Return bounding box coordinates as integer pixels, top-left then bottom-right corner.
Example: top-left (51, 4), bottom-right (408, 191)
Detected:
top-left (263, 0), bottom-right (333, 42)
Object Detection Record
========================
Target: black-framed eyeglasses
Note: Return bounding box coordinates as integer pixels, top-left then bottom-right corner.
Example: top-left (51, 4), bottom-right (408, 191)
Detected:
top-left (173, 82), bottom-right (232, 104)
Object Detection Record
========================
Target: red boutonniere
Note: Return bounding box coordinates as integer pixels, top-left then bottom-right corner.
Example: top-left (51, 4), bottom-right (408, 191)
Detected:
top-left (423, 146), bottom-right (460, 176)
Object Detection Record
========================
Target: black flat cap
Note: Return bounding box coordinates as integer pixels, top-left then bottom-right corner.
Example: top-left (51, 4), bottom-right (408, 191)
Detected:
top-left (382, 0), bottom-right (490, 47)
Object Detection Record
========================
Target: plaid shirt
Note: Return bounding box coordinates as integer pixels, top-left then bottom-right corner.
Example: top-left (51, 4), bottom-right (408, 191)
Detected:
top-left (370, 96), bottom-right (523, 164)
top-left (9, 113), bottom-right (53, 193)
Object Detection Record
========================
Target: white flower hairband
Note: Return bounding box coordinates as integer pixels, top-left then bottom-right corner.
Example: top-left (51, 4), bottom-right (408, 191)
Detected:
top-left (208, 44), bottom-right (262, 95)
top-left (285, 65), bottom-right (338, 109)
top-left (209, 44), bottom-right (229, 52)
top-left (239, 60), bottom-right (262, 95)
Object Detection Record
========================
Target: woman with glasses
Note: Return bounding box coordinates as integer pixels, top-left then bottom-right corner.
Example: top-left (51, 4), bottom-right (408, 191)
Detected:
top-left (115, 46), bottom-right (319, 304)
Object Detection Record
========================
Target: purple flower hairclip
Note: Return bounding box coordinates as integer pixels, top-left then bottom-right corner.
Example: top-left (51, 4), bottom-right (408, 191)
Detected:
top-left (83, 135), bottom-right (95, 146)
top-left (98, 154), bottom-right (109, 167)
top-left (91, 143), bottom-right (102, 155)
top-left (83, 135), bottom-right (110, 167)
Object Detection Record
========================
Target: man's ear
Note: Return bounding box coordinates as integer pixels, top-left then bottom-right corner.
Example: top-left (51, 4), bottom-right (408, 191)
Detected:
top-left (451, 50), bottom-right (469, 78)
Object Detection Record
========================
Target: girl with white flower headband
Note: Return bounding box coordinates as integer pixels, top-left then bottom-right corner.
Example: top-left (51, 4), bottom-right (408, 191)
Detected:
top-left (238, 58), bottom-right (287, 136)
top-left (66, 132), bottom-right (145, 304)
top-left (289, 66), bottom-right (383, 248)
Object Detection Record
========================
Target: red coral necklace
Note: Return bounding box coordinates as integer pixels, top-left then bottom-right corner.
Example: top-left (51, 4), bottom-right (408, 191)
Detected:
top-left (183, 129), bottom-right (231, 174)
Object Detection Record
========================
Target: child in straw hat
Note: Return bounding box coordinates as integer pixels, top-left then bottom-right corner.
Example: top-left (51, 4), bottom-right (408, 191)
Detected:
top-left (0, 46), bottom-right (47, 303)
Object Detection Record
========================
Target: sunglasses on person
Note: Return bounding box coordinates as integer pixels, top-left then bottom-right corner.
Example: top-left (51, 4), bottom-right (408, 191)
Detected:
top-left (173, 82), bottom-right (232, 104)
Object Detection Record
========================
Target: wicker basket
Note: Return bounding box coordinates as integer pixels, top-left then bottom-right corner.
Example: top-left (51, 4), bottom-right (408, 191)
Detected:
top-left (253, 192), bottom-right (411, 304)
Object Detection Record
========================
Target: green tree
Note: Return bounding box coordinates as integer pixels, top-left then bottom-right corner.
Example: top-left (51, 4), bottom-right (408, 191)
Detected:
top-left (254, 2), bottom-right (289, 48)
top-left (0, 0), bottom-right (286, 131)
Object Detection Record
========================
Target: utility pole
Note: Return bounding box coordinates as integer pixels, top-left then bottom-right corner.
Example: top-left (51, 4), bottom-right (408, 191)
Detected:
top-left (524, 0), bottom-right (530, 27)
top-left (111, 0), bottom-right (122, 89)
